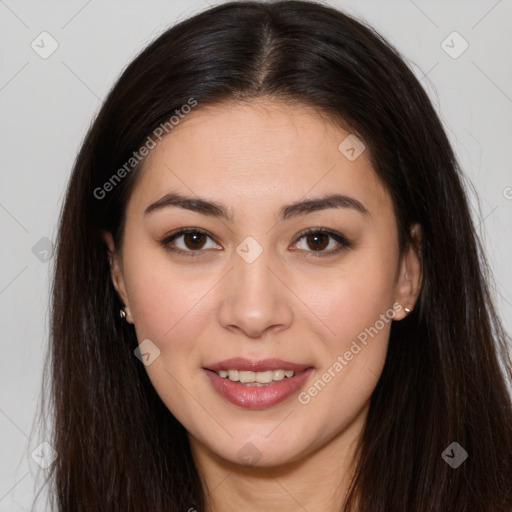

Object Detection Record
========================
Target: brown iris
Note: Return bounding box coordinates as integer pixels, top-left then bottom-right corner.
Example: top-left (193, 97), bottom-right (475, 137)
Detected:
top-left (183, 232), bottom-right (207, 250)
top-left (305, 232), bottom-right (329, 251)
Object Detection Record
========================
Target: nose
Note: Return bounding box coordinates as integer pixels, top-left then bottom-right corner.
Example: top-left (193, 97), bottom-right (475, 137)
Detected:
top-left (217, 247), bottom-right (294, 339)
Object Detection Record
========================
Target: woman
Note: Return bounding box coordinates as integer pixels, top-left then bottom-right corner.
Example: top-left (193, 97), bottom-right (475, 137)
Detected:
top-left (39, 1), bottom-right (512, 510)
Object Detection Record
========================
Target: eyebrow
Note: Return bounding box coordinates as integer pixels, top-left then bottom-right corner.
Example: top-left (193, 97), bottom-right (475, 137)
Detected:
top-left (144, 191), bottom-right (369, 221)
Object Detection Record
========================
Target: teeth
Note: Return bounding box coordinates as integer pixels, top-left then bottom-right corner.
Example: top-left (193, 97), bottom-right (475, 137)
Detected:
top-left (239, 371), bottom-right (256, 383)
top-left (255, 370), bottom-right (274, 383)
top-left (216, 369), bottom-right (296, 383)
top-left (273, 369), bottom-right (285, 381)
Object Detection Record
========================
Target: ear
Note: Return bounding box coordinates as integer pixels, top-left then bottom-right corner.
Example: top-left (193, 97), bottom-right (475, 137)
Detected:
top-left (393, 223), bottom-right (422, 321)
top-left (102, 230), bottom-right (134, 324)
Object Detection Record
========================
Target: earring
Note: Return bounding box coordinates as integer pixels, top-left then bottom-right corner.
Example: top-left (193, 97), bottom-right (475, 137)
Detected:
top-left (404, 307), bottom-right (412, 314)
top-left (120, 307), bottom-right (126, 319)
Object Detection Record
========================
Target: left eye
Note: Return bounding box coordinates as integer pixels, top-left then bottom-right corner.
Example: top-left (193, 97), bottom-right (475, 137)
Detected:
top-left (293, 229), bottom-right (348, 255)
top-left (161, 228), bottom-right (349, 257)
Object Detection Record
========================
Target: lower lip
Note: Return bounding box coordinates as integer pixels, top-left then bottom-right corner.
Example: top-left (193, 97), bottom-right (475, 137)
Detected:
top-left (204, 368), bottom-right (314, 409)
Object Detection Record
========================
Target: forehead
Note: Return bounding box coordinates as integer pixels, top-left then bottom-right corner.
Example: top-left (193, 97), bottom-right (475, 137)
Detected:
top-left (126, 99), bottom-right (390, 220)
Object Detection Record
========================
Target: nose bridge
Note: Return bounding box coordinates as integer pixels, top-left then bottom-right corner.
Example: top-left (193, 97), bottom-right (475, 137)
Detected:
top-left (217, 237), bottom-right (293, 336)
top-left (235, 245), bottom-right (276, 298)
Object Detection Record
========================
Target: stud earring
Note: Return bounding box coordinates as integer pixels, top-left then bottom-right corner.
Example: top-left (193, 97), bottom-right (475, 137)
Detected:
top-left (120, 307), bottom-right (127, 319)
top-left (404, 307), bottom-right (412, 314)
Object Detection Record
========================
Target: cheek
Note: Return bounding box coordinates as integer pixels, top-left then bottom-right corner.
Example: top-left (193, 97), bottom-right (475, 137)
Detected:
top-left (123, 249), bottom-right (221, 400)
top-left (304, 249), bottom-right (397, 346)
top-left (124, 248), bottom-right (213, 341)
top-left (294, 274), bottom-right (394, 438)
top-left (295, 247), bottom-right (397, 412)
top-left (123, 257), bottom-right (214, 416)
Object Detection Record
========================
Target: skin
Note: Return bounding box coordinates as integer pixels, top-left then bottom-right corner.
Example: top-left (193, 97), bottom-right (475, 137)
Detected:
top-left (104, 99), bottom-right (422, 512)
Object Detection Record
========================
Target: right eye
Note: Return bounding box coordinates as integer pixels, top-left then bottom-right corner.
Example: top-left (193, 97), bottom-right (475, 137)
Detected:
top-left (161, 228), bottom-right (222, 257)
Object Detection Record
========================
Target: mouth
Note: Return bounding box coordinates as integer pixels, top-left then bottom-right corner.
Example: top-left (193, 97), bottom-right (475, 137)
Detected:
top-left (210, 368), bottom-right (301, 386)
top-left (203, 358), bottom-right (315, 409)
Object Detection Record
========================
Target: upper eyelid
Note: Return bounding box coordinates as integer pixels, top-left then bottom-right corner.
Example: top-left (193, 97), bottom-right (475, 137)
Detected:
top-left (166, 228), bottom-right (220, 245)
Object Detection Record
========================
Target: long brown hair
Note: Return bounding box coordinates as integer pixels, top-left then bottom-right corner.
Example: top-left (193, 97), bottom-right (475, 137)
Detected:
top-left (36, 1), bottom-right (512, 510)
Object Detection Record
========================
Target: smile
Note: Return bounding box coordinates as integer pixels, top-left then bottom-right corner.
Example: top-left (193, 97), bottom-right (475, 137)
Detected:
top-left (203, 358), bottom-right (314, 409)
top-left (216, 368), bottom-right (296, 384)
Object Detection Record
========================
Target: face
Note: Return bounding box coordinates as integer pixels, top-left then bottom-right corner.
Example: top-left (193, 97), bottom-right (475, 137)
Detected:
top-left (105, 99), bottom-right (421, 468)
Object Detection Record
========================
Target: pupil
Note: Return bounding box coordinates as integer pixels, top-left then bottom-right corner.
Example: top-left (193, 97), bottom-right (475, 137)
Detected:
top-left (308, 233), bottom-right (327, 251)
top-left (186, 233), bottom-right (204, 249)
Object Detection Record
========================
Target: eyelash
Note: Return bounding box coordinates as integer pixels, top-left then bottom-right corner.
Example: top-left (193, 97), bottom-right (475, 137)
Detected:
top-left (160, 227), bottom-right (351, 259)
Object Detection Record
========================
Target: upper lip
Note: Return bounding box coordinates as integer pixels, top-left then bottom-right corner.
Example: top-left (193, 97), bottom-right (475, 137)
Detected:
top-left (204, 357), bottom-right (313, 373)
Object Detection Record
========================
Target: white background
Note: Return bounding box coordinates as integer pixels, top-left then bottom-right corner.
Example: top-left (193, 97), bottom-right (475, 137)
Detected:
top-left (1, 0), bottom-right (511, 509)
